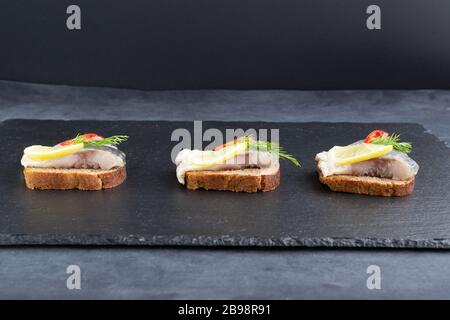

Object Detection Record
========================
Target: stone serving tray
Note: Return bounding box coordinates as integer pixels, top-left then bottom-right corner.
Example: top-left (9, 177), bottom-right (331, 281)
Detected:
top-left (0, 120), bottom-right (449, 248)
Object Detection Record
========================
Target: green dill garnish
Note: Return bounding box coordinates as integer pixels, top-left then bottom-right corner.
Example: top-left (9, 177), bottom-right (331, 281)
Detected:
top-left (246, 136), bottom-right (301, 167)
top-left (72, 134), bottom-right (129, 147)
top-left (371, 133), bottom-right (412, 154)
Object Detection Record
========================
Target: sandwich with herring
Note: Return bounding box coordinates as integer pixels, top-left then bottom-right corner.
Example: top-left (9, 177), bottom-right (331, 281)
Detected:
top-left (21, 133), bottom-right (128, 190)
top-left (316, 130), bottom-right (419, 196)
top-left (175, 136), bottom-right (300, 192)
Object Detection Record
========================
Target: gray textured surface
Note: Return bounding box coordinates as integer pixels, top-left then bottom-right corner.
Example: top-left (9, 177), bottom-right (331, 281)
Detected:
top-left (2, 247), bottom-right (450, 300)
top-left (1, 80), bottom-right (450, 299)
top-left (1, 81), bottom-right (450, 146)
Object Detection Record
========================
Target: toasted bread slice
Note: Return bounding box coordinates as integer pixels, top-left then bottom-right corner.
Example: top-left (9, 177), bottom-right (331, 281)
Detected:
top-left (317, 168), bottom-right (415, 197)
top-left (23, 166), bottom-right (126, 190)
top-left (185, 166), bottom-right (280, 193)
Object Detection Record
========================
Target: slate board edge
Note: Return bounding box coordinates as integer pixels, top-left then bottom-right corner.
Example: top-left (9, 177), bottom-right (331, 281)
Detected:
top-left (1, 234), bottom-right (450, 249)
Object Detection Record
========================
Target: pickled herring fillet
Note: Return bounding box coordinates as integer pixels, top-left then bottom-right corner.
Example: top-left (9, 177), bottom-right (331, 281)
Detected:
top-left (21, 145), bottom-right (126, 170)
top-left (176, 150), bottom-right (277, 184)
top-left (316, 143), bottom-right (419, 181)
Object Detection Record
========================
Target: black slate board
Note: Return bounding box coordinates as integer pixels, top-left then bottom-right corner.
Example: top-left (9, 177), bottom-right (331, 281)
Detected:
top-left (1, 120), bottom-right (450, 248)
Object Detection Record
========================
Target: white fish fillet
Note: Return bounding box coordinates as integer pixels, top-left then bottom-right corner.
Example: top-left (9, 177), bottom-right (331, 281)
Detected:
top-left (316, 141), bottom-right (419, 181)
top-left (175, 149), bottom-right (278, 184)
top-left (21, 146), bottom-right (126, 170)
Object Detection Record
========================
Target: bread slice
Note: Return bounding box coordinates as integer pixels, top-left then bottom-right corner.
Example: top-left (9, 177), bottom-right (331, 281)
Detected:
top-left (23, 166), bottom-right (126, 190)
top-left (185, 165), bottom-right (280, 193)
top-left (317, 168), bottom-right (415, 197)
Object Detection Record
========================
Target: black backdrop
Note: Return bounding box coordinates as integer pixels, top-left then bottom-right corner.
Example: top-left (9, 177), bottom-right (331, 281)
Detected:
top-left (0, 0), bottom-right (449, 90)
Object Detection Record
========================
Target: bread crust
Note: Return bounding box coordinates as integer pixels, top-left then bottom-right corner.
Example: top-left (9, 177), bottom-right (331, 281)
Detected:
top-left (317, 169), bottom-right (415, 197)
top-left (23, 166), bottom-right (126, 190)
top-left (185, 169), bottom-right (280, 193)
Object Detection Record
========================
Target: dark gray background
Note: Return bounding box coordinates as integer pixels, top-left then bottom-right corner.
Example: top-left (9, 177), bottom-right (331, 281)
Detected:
top-left (1, 0), bottom-right (450, 90)
top-left (1, 80), bottom-right (450, 299)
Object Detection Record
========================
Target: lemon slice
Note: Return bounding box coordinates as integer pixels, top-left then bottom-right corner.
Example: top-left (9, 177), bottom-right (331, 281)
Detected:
top-left (330, 143), bottom-right (393, 165)
top-left (24, 143), bottom-right (84, 161)
top-left (189, 141), bottom-right (248, 166)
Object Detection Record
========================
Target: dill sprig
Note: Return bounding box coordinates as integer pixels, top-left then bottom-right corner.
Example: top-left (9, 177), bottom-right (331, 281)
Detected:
top-left (72, 134), bottom-right (129, 147)
top-left (371, 133), bottom-right (412, 154)
top-left (247, 137), bottom-right (301, 167)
